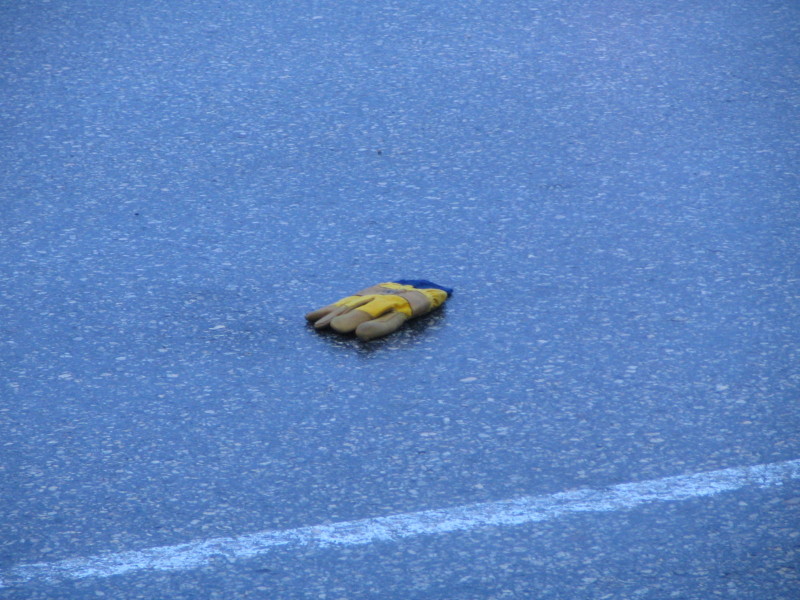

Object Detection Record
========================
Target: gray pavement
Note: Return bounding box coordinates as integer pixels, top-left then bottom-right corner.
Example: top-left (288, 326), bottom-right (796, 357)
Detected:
top-left (2, 0), bottom-right (799, 598)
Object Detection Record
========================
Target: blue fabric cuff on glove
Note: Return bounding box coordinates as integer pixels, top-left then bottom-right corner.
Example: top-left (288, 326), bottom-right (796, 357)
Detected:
top-left (393, 279), bottom-right (454, 296)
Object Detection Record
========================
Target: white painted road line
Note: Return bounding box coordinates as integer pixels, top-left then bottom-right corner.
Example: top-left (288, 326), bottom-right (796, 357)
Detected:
top-left (3, 458), bottom-right (799, 588)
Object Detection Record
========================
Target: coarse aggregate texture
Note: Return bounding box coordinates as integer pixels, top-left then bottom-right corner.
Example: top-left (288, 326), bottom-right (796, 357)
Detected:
top-left (1, 0), bottom-right (799, 598)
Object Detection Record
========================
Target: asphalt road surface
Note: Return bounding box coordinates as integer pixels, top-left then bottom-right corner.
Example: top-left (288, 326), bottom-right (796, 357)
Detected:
top-left (2, 1), bottom-right (799, 598)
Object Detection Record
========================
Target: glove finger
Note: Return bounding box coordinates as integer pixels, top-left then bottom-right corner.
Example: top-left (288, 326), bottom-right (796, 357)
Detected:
top-left (305, 304), bottom-right (338, 323)
top-left (307, 297), bottom-right (372, 328)
top-left (310, 304), bottom-right (353, 329)
top-left (355, 311), bottom-right (408, 341)
top-left (330, 308), bottom-right (373, 333)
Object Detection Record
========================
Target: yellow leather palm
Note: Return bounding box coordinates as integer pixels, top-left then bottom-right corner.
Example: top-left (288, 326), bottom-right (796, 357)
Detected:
top-left (332, 283), bottom-right (448, 318)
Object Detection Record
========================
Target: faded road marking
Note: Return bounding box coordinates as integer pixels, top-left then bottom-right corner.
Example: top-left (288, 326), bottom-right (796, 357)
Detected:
top-left (3, 458), bottom-right (799, 587)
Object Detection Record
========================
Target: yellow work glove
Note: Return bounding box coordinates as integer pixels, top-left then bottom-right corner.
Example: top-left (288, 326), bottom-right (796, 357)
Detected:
top-left (306, 279), bottom-right (452, 341)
